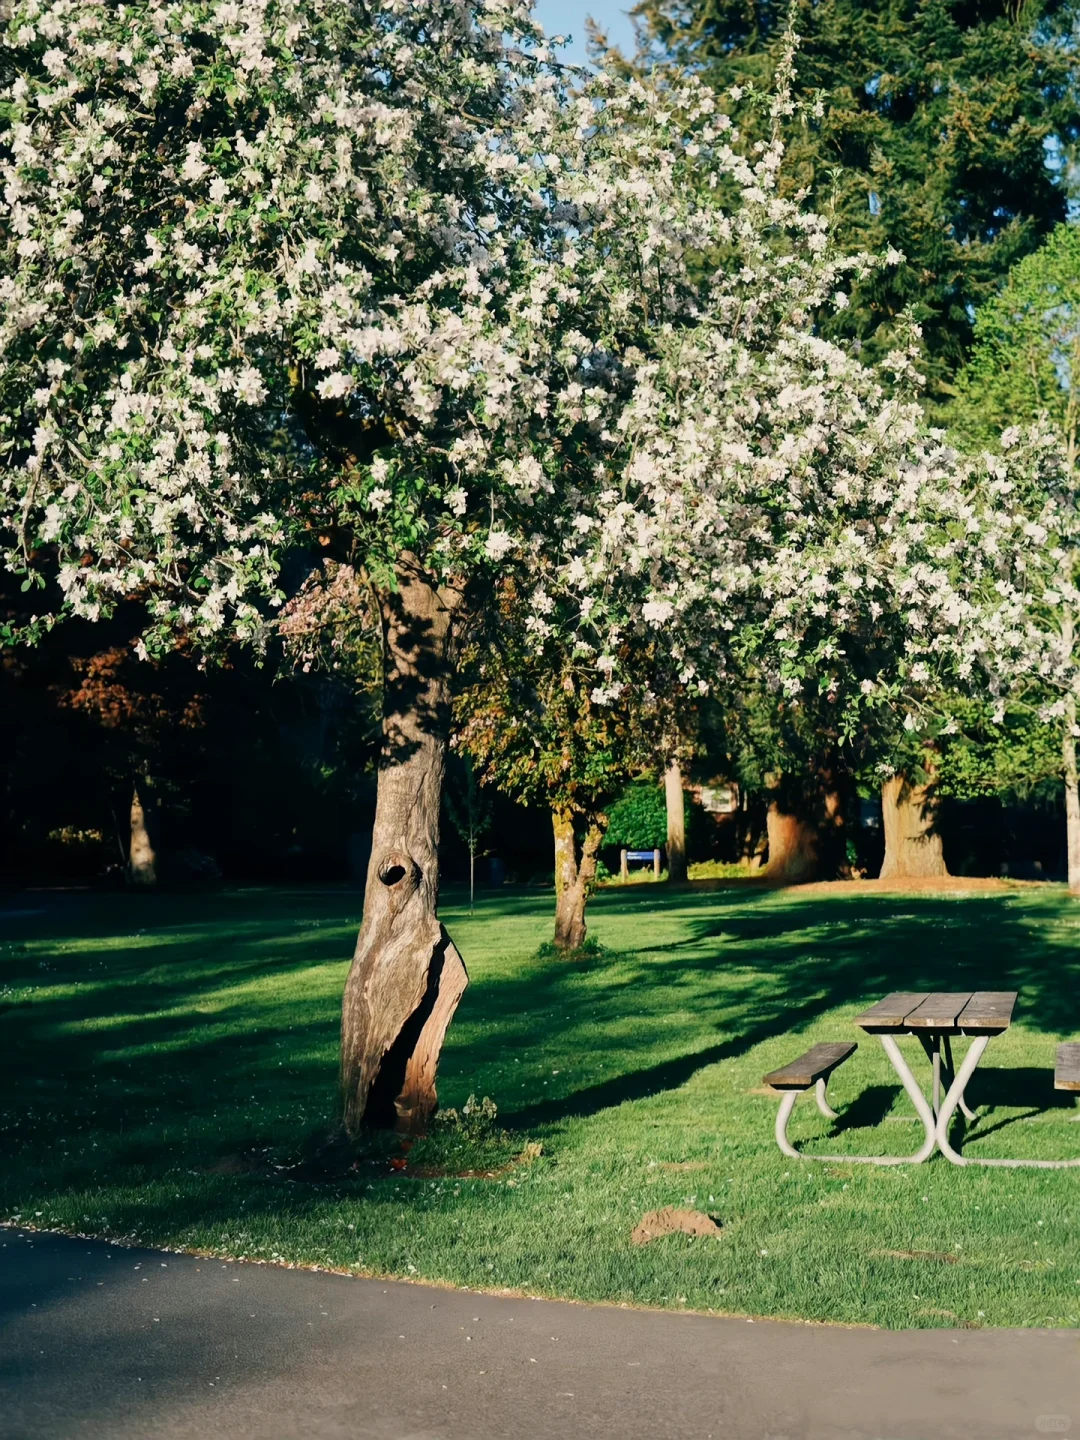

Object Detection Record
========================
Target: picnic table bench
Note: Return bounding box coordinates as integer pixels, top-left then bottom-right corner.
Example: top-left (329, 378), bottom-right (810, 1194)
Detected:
top-left (763, 1042), bottom-right (858, 1159)
top-left (764, 990), bottom-right (1080, 1168)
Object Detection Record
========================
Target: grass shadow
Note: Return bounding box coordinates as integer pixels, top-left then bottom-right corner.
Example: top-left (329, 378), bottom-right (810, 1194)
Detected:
top-left (827, 1083), bottom-right (901, 1135)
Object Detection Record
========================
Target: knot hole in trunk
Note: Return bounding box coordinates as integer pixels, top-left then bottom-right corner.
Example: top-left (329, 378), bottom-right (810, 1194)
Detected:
top-left (377, 850), bottom-right (420, 915)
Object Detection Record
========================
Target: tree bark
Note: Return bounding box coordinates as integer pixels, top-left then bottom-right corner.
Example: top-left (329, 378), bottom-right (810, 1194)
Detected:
top-left (552, 811), bottom-right (604, 952)
top-left (1064, 697), bottom-right (1080, 897)
top-left (128, 779), bottom-right (157, 888)
top-left (664, 760), bottom-right (688, 884)
top-left (763, 801), bottom-right (820, 885)
top-left (879, 769), bottom-right (948, 880)
top-left (340, 559), bottom-right (468, 1138)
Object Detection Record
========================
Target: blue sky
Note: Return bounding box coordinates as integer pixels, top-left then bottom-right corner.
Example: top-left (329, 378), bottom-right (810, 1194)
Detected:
top-left (532, 0), bottom-right (637, 65)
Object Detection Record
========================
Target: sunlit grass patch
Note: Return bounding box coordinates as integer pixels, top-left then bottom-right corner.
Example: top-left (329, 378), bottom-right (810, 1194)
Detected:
top-left (2, 882), bottom-right (1079, 1327)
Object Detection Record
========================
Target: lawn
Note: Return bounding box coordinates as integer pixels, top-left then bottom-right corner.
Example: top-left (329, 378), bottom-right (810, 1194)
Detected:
top-left (2, 881), bottom-right (1078, 1329)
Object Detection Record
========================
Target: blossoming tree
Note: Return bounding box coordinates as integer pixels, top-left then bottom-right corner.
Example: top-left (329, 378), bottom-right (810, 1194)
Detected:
top-left (904, 428), bottom-right (1080, 893)
top-left (558, 308), bottom-right (982, 879)
top-left (3, 0), bottom-right (1042, 1137)
top-left (0, 0), bottom-right (630, 1133)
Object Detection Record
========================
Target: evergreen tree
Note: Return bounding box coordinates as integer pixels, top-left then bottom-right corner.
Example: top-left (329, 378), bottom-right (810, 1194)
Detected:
top-left (950, 220), bottom-right (1080, 461)
top-left (630, 0), bottom-right (1079, 397)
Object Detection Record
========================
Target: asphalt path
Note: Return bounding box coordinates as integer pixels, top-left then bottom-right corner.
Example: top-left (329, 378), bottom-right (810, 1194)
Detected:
top-left (1, 1227), bottom-right (1077, 1439)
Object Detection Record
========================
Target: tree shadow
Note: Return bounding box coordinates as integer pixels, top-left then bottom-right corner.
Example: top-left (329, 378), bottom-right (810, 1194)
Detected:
top-left (0, 889), bottom-right (363, 1176)
top-left (946, 1065), bottom-right (1080, 1145)
top-left (464, 888), bottom-right (1080, 1130)
top-left (505, 987), bottom-right (837, 1127)
top-left (4, 883), bottom-right (1080, 1226)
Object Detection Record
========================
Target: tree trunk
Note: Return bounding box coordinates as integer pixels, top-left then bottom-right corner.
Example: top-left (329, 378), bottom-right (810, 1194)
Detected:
top-left (1064, 697), bottom-right (1080, 897)
top-left (823, 786), bottom-right (847, 876)
top-left (665, 760), bottom-right (688, 884)
top-left (879, 770), bottom-right (948, 880)
top-left (763, 801), bottom-right (820, 884)
top-left (128, 779), bottom-right (157, 888)
top-left (552, 811), bottom-right (604, 952)
top-left (340, 560), bottom-right (468, 1138)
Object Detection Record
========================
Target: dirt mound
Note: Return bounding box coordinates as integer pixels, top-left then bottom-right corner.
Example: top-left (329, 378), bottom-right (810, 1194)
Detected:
top-left (630, 1207), bottom-right (722, 1246)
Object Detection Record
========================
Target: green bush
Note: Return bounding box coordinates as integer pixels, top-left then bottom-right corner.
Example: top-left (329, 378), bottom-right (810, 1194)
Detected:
top-left (686, 858), bottom-right (755, 880)
top-left (604, 782), bottom-right (667, 849)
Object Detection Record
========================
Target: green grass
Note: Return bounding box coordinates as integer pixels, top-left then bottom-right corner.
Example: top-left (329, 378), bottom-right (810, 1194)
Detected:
top-left (2, 882), bottom-right (1079, 1329)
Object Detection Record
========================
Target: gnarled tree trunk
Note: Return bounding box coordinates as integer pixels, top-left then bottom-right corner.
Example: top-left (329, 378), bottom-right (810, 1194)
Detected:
top-left (552, 810), bottom-right (605, 952)
top-left (879, 768), bottom-right (947, 880)
top-left (664, 760), bottom-right (688, 885)
top-left (128, 779), bottom-right (157, 888)
top-left (340, 560), bottom-right (468, 1137)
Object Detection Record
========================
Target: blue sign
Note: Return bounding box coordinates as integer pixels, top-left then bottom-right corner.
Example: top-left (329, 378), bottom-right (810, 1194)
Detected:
top-left (627, 850), bottom-right (655, 861)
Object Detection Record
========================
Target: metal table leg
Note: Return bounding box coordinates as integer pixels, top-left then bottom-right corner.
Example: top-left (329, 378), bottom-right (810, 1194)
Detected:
top-left (773, 1034), bottom-right (936, 1165)
top-left (942, 1034), bottom-right (977, 1121)
top-left (877, 1034), bottom-right (938, 1164)
top-left (933, 1035), bottom-right (941, 1116)
top-left (936, 1036), bottom-right (1080, 1168)
top-left (916, 1032), bottom-right (976, 1121)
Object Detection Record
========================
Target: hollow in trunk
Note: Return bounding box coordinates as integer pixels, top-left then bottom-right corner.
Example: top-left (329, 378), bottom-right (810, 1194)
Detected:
top-left (340, 560), bottom-right (468, 1137)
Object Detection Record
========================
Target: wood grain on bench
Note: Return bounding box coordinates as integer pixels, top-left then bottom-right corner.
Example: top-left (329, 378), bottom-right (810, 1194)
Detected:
top-left (763, 1041), bottom-right (858, 1091)
top-left (958, 992), bottom-right (1017, 1032)
top-left (853, 993), bottom-right (928, 1030)
top-left (903, 993), bottom-right (974, 1029)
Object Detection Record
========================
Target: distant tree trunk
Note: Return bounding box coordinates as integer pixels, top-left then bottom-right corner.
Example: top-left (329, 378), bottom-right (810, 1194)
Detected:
top-left (664, 760), bottom-right (688, 884)
top-left (879, 768), bottom-right (948, 880)
top-left (763, 801), bottom-right (820, 884)
top-left (340, 559), bottom-right (468, 1138)
top-left (128, 779), bottom-right (157, 888)
top-left (740, 788), bottom-right (768, 869)
top-left (822, 785), bottom-right (847, 875)
top-left (1064, 697), bottom-right (1080, 897)
top-left (552, 810), bottom-right (605, 952)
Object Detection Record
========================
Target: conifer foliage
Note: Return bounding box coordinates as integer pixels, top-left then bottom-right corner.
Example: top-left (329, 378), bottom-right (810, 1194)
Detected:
top-left (630, 0), bottom-right (1080, 394)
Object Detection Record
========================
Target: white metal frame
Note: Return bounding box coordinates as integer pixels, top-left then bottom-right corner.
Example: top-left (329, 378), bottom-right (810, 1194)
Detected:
top-left (935, 1035), bottom-right (1080, 1169)
top-left (773, 1035), bottom-right (937, 1166)
top-left (774, 1030), bottom-right (1080, 1168)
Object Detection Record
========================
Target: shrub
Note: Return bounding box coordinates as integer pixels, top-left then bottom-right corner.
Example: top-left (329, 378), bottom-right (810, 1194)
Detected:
top-left (604, 783), bottom-right (667, 849)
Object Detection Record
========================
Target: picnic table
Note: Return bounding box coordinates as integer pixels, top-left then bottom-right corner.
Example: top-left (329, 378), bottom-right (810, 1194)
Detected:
top-left (854, 991), bottom-right (1015, 1166)
top-left (765, 989), bottom-right (1080, 1168)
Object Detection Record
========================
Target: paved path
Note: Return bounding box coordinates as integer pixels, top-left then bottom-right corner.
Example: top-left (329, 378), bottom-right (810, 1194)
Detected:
top-left (1, 1227), bottom-right (1077, 1440)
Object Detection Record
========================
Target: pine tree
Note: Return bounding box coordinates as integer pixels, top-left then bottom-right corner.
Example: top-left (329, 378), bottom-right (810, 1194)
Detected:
top-left (630, 0), bottom-right (1079, 397)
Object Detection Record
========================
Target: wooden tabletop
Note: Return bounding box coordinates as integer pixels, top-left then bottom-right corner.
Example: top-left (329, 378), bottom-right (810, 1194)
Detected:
top-left (854, 991), bottom-right (1017, 1035)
